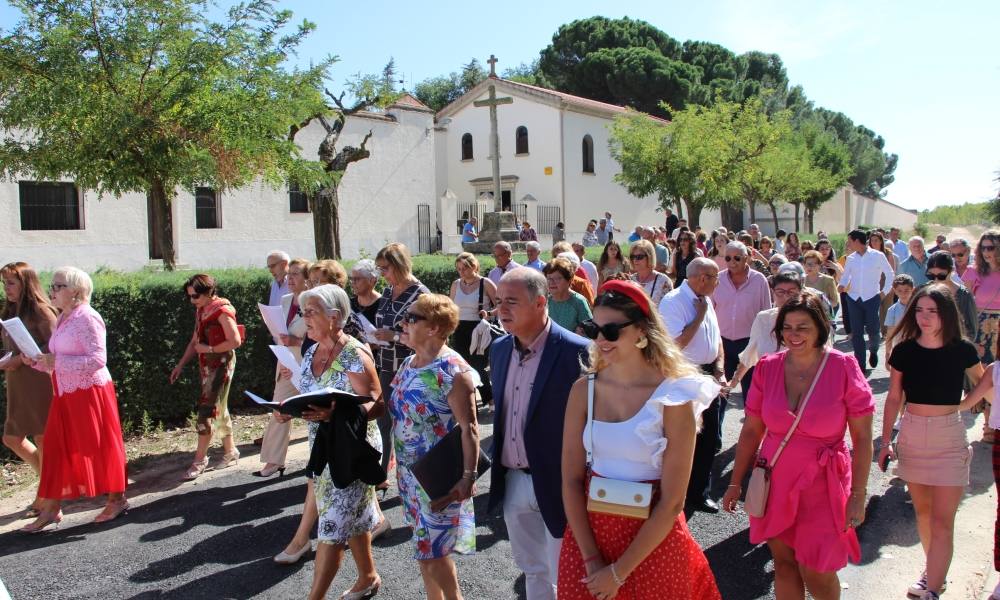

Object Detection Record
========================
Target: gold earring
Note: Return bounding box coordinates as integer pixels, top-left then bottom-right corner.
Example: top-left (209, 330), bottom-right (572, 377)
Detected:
top-left (635, 336), bottom-right (648, 349)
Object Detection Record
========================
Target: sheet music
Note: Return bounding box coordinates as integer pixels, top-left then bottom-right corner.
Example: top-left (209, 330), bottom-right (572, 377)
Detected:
top-left (257, 302), bottom-right (288, 343)
top-left (269, 344), bottom-right (302, 391)
top-left (244, 390), bottom-right (280, 408)
top-left (0, 318), bottom-right (42, 359)
top-left (356, 313), bottom-right (389, 347)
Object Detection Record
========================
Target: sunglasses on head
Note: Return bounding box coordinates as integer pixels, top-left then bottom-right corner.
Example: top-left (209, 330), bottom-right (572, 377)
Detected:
top-left (580, 319), bottom-right (635, 341)
top-left (925, 271), bottom-right (950, 281)
top-left (403, 313), bottom-right (427, 324)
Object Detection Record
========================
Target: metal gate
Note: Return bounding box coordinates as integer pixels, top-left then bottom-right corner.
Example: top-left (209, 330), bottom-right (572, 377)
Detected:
top-left (417, 204), bottom-right (432, 254)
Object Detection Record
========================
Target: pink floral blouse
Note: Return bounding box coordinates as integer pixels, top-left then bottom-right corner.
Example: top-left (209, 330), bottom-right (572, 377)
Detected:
top-left (34, 304), bottom-right (113, 395)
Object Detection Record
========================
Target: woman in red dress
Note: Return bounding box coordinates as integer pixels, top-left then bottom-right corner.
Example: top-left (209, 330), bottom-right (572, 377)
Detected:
top-left (559, 280), bottom-right (721, 600)
top-left (21, 266), bottom-right (127, 532)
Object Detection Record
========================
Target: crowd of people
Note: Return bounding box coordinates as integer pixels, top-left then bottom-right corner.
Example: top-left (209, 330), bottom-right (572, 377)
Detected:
top-left (3, 217), bottom-right (1000, 600)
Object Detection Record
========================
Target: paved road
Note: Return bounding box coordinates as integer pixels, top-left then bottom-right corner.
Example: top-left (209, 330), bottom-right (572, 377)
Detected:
top-left (0, 338), bottom-right (995, 599)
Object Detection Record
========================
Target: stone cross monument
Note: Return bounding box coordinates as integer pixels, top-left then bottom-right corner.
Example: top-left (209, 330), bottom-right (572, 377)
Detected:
top-left (474, 54), bottom-right (513, 212)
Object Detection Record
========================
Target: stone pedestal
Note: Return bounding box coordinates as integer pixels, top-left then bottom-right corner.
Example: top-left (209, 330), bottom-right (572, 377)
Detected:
top-left (463, 211), bottom-right (526, 254)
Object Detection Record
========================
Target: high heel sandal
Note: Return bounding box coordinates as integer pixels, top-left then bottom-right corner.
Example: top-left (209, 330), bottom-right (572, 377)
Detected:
top-left (20, 510), bottom-right (62, 534)
top-left (253, 464), bottom-right (285, 478)
top-left (93, 498), bottom-right (130, 523)
top-left (219, 449), bottom-right (240, 468)
top-left (183, 457), bottom-right (209, 481)
top-left (340, 575), bottom-right (381, 600)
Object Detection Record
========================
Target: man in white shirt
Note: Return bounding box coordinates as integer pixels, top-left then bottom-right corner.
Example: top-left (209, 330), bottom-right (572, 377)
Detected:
top-left (489, 241), bottom-right (521, 285)
top-left (266, 250), bottom-right (290, 306)
top-left (839, 229), bottom-right (895, 371)
top-left (888, 227), bottom-right (909, 264)
top-left (670, 218), bottom-right (688, 240)
top-left (604, 211), bottom-right (621, 241)
top-left (523, 241), bottom-right (545, 271)
top-left (571, 242), bottom-right (599, 290)
top-left (659, 257), bottom-right (726, 513)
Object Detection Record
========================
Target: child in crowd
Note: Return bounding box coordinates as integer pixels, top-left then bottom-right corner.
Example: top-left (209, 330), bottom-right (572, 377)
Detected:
top-left (884, 274), bottom-right (915, 360)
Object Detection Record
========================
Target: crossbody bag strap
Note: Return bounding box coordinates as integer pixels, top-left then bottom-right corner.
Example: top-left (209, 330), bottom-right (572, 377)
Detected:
top-left (767, 350), bottom-right (829, 469)
top-left (586, 373), bottom-right (596, 469)
top-left (477, 278), bottom-right (485, 313)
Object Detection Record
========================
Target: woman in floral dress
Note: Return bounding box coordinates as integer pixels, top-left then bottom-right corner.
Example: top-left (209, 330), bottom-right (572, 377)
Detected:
top-left (296, 284), bottom-right (384, 600)
top-left (391, 294), bottom-right (481, 599)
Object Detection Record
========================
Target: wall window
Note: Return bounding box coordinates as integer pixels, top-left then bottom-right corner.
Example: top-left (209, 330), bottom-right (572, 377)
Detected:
top-left (461, 133), bottom-right (474, 161)
top-left (195, 187), bottom-right (221, 229)
top-left (19, 181), bottom-right (83, 230)
top-left (582, 135), bottom-right (595, 174)
top-left (515, 126), bottom-right (529, 155)
top-left (289, 182), bottom-right (309, 213)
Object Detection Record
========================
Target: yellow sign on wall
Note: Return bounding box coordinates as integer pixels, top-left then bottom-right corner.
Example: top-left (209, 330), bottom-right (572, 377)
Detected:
top-left (544, 166), bottom-right (553, 175)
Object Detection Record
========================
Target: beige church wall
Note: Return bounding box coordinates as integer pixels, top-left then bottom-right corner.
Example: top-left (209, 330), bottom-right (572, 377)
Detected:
top-left (811, 186), bottom-right (917, 236)
top-left (0, 183), bottom-right (150, 271)
top-left (560, 110), bottom-right (663, 239)
top-left (440, 89), bottom-right (564, 219)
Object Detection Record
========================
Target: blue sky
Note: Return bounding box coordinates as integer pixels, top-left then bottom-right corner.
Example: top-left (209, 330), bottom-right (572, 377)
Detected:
top-left (3, 0), bottom-right (998, 211)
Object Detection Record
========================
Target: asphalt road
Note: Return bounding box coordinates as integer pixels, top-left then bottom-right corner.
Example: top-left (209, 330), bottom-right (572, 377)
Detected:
top-left (0, 337), bottom-right (995, 599)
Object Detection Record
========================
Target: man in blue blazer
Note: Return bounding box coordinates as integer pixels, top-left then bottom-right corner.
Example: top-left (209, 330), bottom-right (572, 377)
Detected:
top-left (488, 268), bottom-right (590, 600)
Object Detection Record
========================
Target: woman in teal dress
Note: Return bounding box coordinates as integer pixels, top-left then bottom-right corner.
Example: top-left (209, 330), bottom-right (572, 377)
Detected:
top-left (391, 293), bottom-right (481, 599)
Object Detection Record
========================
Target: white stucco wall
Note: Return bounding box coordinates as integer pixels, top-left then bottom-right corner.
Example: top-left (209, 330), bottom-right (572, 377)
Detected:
top-left (812, 186), bottom-right (918, 235)
top-left (1, 103), bottom-right (436, 272)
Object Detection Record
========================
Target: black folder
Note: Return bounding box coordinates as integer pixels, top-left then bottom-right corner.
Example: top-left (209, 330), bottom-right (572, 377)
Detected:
top-left (245, 387), bottom-right (372, 418)
top-left (410, 425), bottom-right (492, 501)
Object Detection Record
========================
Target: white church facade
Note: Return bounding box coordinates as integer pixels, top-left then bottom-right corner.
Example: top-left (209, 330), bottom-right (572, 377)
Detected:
top-left (0, 77), bottom-right (917, 272)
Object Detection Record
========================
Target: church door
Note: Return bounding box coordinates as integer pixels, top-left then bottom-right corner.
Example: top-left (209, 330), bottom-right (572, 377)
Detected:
top-left (501, 190), bottom-right (512, 212)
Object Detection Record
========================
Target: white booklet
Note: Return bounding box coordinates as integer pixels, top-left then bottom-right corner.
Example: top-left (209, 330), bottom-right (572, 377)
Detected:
top-left (0, 318), bottom-right (42, 359)
top-left (355, 313), bottom-right (389, 347)
top-left (269, 344), bottom-right (302, 391)
top-left (258, 302), bottom-right (288, 343)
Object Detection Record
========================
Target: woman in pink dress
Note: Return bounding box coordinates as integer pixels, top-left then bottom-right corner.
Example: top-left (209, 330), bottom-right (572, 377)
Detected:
top-left (21, 266), bottom-right (128, 532)
top-left (722, 290), bottom-right (874, 599)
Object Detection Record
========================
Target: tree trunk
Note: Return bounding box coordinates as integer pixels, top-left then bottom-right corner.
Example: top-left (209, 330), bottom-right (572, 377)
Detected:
top-left (807, 207), bottom-right (815, 234)
top-left (310, 187), bottom-right (340, 259)
top-left (768, 202), bottom-right (780, 232)
top-left (674, 199), bottom-right (684, 220)
top-left (150, 178), bottom-right (177, 270)
top-left (792, 202), bottom-right (801, 233)
top-left (683, 198), bottom-right (702, 229)
top-left (748, 199), bottom-right (757, 225)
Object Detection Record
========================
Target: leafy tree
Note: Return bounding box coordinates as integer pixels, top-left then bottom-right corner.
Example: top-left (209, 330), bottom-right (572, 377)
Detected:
top-left (0, 0), bottom-right (330, 269)
top-left (413, 58), bottom-right (487, 112)
top-left (575, 46), bottom-right (703, 115)
top-left (502, 60), bottom-right (547, 86)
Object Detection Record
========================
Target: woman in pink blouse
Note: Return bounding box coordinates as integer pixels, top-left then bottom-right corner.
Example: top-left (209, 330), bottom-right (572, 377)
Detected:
top-left (962, 231), bottom-right (1000, 440)
top-left (722, 291), bottom-right (874, 599)
top-left (21, 267), bottom-right (127, 532)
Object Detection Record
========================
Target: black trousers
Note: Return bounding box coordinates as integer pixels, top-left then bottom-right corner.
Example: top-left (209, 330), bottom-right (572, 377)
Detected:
top-left (376, 370), bottom-right (395, 472)
top-left (723, 337), bottom-right (753, 399)
top-left (687, 363), bottom-right (723, 503)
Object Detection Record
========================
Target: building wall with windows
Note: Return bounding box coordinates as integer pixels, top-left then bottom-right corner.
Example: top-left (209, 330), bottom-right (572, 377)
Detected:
top-left (0, 97), bottom-right (437, 271)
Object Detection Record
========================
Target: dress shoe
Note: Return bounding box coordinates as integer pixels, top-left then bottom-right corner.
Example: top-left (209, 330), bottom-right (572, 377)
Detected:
top-left (341, 575), bottom-right (381, 600)
top-left (253, 464), bottom-right (285, 478)
top-left (869, 351), bottom-right (878, 368)
top-left (686, 498), bottom-right (720, 514)
top-left (274, 541), bottom-right (312, 565)
top-left (253, 436), bottom-right (264, 447)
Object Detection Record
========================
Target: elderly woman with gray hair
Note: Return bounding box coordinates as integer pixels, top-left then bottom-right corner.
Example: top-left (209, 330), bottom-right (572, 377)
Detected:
top-left (349, 259), bottom-right (382, 330)
top-left (289, 284), bottom-right (386, 600)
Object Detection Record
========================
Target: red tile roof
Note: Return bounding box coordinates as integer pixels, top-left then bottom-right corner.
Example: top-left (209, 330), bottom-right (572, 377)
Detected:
top-left (390, 93), bottom-right (434, 112)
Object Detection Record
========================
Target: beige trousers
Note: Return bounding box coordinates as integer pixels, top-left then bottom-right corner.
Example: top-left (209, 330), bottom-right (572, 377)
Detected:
top-left (259, 364), bottom-right (299, 465)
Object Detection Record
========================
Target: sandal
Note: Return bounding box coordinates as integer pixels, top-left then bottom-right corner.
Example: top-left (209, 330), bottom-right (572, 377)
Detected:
top-left (23, 506), bottom-right (41, 519)
top-left (20, 510), bottom-right (62, 534)
top-left (93, 498), bottom-right (130, 523)
top-left (218, 449), bottom-right (240, 469)
top-left (183, 457), bottom-right (209, 481)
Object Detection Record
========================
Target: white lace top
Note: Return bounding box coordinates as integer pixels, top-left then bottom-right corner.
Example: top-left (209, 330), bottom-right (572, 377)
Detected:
top-left (34, 304), bottom-right (113, 395)
top-left (584, 375), bottom-right (720, 481)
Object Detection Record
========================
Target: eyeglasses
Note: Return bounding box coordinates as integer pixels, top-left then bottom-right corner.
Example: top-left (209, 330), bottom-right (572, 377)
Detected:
top-left (580, 319), bottom-right (635, 341)
top-left (301, 308), bottom-right (323, 318)
top-left (375, 264), bottom-right (389, 273)
top-left (49, 283), bottom-right (68, 292)
top-left (266, 262), bottom-right (281, 269)
top-left (187, 292), bottom-right (201, 300)
top-left (773, 288), bottom-right (799, 298)
top-left (925, 271), bottom-right (950, 281)
top-left (403, 313), bottom-right (427, 324)
top-left (982, 245), bottom-right (996, 252)
top-left (724, 256), bottom-right (745, 262)
top-left (348, 276), bottom-right (368, 282)
top-left (953, 252), bottom-right (966, 258)
top-left (629, 254), bottom-right (647, 261)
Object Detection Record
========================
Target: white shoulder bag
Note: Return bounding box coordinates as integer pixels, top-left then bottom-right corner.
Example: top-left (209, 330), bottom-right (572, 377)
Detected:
top-left (585, 374), bottom-right (654, 520)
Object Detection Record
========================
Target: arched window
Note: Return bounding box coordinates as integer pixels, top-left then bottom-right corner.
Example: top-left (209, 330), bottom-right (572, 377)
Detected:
top-left (582, 134), bottom-right (595, 173)
top-left (515, 126), bottom-right (529, 155)
top-left (461, 133), bottom-right (474, 161)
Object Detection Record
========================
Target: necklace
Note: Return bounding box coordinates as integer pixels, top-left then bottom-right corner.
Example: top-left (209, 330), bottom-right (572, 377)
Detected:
top-left (313, 336), bottom-right (344, 376)
top-left (459, 277), bottom-right (478, 292)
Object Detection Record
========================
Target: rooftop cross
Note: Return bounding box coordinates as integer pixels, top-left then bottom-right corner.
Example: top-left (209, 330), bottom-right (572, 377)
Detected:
top-left (487, 54), bottom-right (498, 78)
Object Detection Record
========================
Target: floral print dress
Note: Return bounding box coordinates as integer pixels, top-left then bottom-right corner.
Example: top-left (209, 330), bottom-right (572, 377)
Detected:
top-left (390, 349), bottom-right (480, 560)
top-left (300, 338), bottom-right (382, 546)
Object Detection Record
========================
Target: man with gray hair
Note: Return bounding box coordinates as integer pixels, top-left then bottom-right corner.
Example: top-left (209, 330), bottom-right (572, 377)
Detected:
top-left (489, 241), bottom-right (521, 286)
top-left (266, 250), bottom-right (290, 306)
top-left (950, 238), bottom-right (973, 279)
top-left (488, 268), bottom-right (590, 599)
top-left (524, 241), bottom-right (544, 271)
top-left (660, 257), bottom-right (726, 513)
top-left (713, 241), bottom-right (771, 400)
top-left (897, 236), bottom-right (929, 287)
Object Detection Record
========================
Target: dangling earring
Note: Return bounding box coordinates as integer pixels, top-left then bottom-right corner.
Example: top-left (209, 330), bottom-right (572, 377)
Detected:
top-left (635, 336), bottom-right (648, 349)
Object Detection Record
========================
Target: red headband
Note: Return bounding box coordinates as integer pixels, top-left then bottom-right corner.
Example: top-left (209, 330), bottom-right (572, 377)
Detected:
top-left (596, 280), bottom-right (652, 317)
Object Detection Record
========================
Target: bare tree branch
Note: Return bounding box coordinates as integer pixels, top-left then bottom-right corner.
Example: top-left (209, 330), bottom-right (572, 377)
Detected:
top-left (90, 0), bottom-right (120, 95)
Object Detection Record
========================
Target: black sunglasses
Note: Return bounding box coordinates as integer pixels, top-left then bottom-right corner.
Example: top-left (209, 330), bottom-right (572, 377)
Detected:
top-left (982, 245), bottom-right (996, 252)
top-left (925, 271), bottom-right (950, 281)
top-left (403, 313), bottom-right (427, 324)
top-left (580, 319), bottom-right (635, 341)
top-left (187, 292), bottom-right (201, 300)
top-left (724, 256), bottom-right (744, 262)
top-left (629, 254), bottom-right (647, 261)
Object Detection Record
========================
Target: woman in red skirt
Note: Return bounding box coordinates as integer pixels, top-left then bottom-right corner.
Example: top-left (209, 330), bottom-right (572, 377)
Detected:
top-left (21, 266), bottom-right (127, 532)
top-left (559, 280), bottom-right (721, 600)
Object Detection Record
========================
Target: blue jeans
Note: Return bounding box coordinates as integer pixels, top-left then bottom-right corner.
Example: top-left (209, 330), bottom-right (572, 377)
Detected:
top-left (847, 294), bottom-right (882, 367)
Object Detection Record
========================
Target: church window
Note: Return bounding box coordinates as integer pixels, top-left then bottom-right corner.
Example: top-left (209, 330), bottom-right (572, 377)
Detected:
top-left (582, 135), bottom-right (595, 173)
top-left (461, 133), bottom-right (474, 161)
top-left (195, 186), bottom-right (221, 229)
top-left (288, 182), bottom-right (309, 213)
top-left (515, 126), bottom-right (529, 155)
top-left (19, 181), bottom-right (83, 230)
